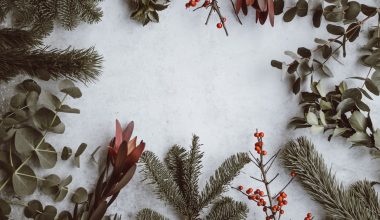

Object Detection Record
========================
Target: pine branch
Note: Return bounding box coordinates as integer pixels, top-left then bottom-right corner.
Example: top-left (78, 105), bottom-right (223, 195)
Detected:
top-left (199, 152), bottom-right (250, 209)
top-left (205, 197), bottom-right (248, 220)
top-left (0, 47), bottom-right (102, 82)
top-left (164, 145), bottom-right (188, 198)
top-left (140, 151), bottom-right (187, 216)
top-left (136, 208), bottom-right (169, 220)
top-left (58, 0), bottom-right (79, 30)
top-left (348, 180), bottom-right (380, 216)
top-left (183, 135), bottom-right (203, 215)
top-left (0, 28), bottom-right (42, 49)
top-left (281, 137), bottom-right (379, 220)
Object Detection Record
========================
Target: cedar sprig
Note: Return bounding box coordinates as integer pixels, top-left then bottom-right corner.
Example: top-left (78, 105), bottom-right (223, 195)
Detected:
top-left (137, 135), bottom-right (250, 220)
top-left (281, 137), bottom-right (380, 219)
top-left (233, 130), bottom-right (312, 220)
top-left (0, 47), bottom-right (102, 82)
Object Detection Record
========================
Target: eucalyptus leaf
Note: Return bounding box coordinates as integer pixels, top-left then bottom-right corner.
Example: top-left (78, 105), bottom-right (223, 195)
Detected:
top-left (33, 108), bottom-right (61, 131)
top-left (24, 200), bottom-right (43, 218)
top-left (306, 112), bottom-right (319, 125)
top-left (283, 7), bottom-right (297, 22)
top-left (10, 93), bottom-right (26, 109)
top-left (72, 187), bottom-right (88, 204)
top-left (374, 129), bottom-right (380, 148)
top-left (12, 164), bottom-right (37, 196)
top-left (61, 146), bottom-right (72, 160)
top-left (14, 127), bottom-right (43, 156)
top-left (349, 111), bottom-right (367, 132)
top-left (59, 80), bottom-right (82, 99)
top-left (365, 78), bottom-right (380, 95)
top-left (35, 142), bottom-right (57, 169)
top-left (348, 132), bottom-right (370, 145)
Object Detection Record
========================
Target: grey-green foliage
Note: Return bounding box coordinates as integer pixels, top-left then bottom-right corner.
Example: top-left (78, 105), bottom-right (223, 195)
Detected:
top-left (136, 208), bottom-right (169, 220)
top-left (281, 137), bottom-right (380, 220)
top-left (137, 135), bottom-right (250, 220)
top-left (131, 0), bottom-right (170, 26)
top-left (0, 79), bottom-right (82, 198)
top-left (0, 0), bottom-right (103, 36)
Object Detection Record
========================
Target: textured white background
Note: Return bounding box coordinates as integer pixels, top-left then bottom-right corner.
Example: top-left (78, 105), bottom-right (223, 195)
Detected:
top-left (2, 0), bottom-right (380, 219)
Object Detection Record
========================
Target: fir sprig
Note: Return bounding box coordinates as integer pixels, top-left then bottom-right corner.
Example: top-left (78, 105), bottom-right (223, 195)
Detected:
top-left (137, 135), bottom-right (250, 220)
top-left (0, 47), bottom-right (102, 82)
top-left (0, 29), bottom-right (42, 49)
top-left (281, 137), bottom-right (380, 219)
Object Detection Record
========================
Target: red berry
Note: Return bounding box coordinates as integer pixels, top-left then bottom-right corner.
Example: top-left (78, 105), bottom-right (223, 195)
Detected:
top-left (281, 192), bottom-right (287, 198)
top-left (255, 146), bottom-right (261, 151)
top-left (277, 196), bottom-right (283, 202)
top-left (254, 132), bottom-right (259, 137)
top-left (203, 0), bottom-right (210, 6)
top-left (216, 23), bottom-right (223, 28)
top-left (222, 17), bottom-right (226, 22)
top-left (283, 200), bottom-right (288, 205)
top-left (259, 132), bottom-right (264, 137)
top-left (280, 210), bottom-right (285, 214)
top-left (259, 191), bottom-right (264, 196)
top-left (190, 1), bottom-right (196, 6)
top-left (246, 188), bottom-right (253, 194)
top-left (307, 213), bottom-right (312, 217)
top-left (262, 150), bottom-right (267, 155)
top-left (195, 0), bottom-right (200, 2)
top-left (279, 202), bottom-right (284, 206)
top-left (185, 3), bottom-right (190, 8)
top-left (257, 149), bottom-right (262, 154)
top-left (263, 207), bottom-right (267, 212)
top-left (304, 218), bottom-right (310, 220)
top-left (248, 195), bottom-right (255, 200)
top-left (290, 171), bottom-right (296, 177)
top-left (238, 185), bottom-right (243, 191)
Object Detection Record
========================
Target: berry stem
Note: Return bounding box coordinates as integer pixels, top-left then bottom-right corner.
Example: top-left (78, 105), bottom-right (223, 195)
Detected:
top-left (229, 0), bottom-right (242, 25)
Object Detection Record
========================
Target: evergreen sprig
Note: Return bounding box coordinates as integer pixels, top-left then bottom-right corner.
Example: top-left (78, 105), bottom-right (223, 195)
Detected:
top-left (137, 135), bottom-right (250, 220)
top-left (136, 208), bottom-right (169, 220)
top-left (0, 47), bottom-right (102, 82)
top-left (0, 0), bottom-right (103, 36)
top-left (0, 29), bottom-right (42, 49)
top-left (281, 137), bottom-right (380, 219)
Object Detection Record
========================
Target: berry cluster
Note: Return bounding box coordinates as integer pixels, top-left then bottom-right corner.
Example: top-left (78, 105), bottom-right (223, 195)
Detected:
top-left (234, 130), bottom-right (310, 220)
top-left (185, 0), bottom-right (229, 35)
top-left (304, 213), bottom-right (313, 220)
top-left (254, 132), bottom-right (266, 155)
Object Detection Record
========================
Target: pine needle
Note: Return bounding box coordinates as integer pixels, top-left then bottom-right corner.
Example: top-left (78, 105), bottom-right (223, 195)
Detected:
top-left (281, 137), bottom-right (380, 220)
top-left (136, 208), bottom-right (169, 220)
top-left (205, 197), bottom-right (248, 220)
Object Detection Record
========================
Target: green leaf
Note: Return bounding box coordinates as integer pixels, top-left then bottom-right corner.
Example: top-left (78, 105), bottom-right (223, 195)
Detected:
top-left (18, 79), bottom-right (41, 94)
top-left (59, 79), bottom-right (82, 98)
top-left (271, 60), bottom-right (283, 69)
top-left (321, 65), bottom-right (334, 77)
top-left (61, 146), bottom-right (72, 160)
top-left (306, 112), bottom-right (319, 125)
top-left (297, 47), bottom-right (311, 58)
top-left (327, 24), bottom-right (345, 35)
top-left (71, 187), bottom-right (88, 204)
top-left (14, 127), bottom-right (43, 156)
top-left (313, 4), bottom-right (323, 28)
top-left (342, 88), bottom-right (362, 101)
top-left (333, 127), bottom-right (350, 137)
top-left (365, 78), bottom-right (380, 95)
top-left (310, 125), bottom-right (324, 134)
top-left (35, 143), bottom-right (57, 169)
top-left (10, 93), bottom-right (26, 109)
top-left (0, 199), bottom-right (11, 216)
top-left (348, 132), bottom-right (370, 145)
top-left (75, 143), bottom-right (87, 157)
top-left (283, 7), bottom-right (297, 22)
top-left (337, 98), bottom-right (355, 113)
top-left (24, 200), bottom-right (43, 218)
top-left (12, 164), bottom-right (37, 196)
top-left (33, 108), bottom-right (61, 131)
top-left (349, 111), bottom-right (367, 132)
top-left (293, 78), bottom-right (301, 94)
top-left (296, 0), bottom-right (308, 17)
top-left (371, 70), bottom-right (380, 89)
top-left (58, 105), bottom-right (80, 114)
top-left (345, 1), bottom-right (360, 20)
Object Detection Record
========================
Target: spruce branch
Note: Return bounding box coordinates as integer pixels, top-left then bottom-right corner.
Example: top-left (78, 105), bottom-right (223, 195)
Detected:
top-left (140, 151), bottom-right (187, 215)
top-left (164, 145), bottom-right (188, 198)
top-left (0, 47), bottom-right (102, 82)
top-left (183, 135), bottom-right (203, 215)
top-left (205, 197), bottom-right (248, 220)
top-left (281, 137), bottom-right (380, 220)
top-left (199, 152), bottom-right (250, 209)
top-left (0, 28), bottom-right (41, 49)
top-left (348, 180), bottom-right (380, 216)
top-left (136, 208), bottom-right (169, 220)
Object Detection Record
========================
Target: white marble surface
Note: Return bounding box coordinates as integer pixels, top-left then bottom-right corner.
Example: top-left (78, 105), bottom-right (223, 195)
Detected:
top-left (2, 0), bottom-right (380, 219)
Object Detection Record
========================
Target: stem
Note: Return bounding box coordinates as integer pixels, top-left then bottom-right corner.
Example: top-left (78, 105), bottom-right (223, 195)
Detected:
top-left (212, 1), bottom-right (229, 36)
top-left (229, 0), bottom-right (242, 25)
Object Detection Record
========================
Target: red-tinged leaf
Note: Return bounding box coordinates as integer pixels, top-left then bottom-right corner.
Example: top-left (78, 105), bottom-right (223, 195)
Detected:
top-left (267, 0), bottom-right (274, 26)
top-left (114, 142), bottom-right (128, 175)
top-left (89, 201), bottom-right (107, 220)
top-left (115, 119), bottom-right (122, 150)
top-left (258, 10), bottom-right (268, 25)
top-left (107, 165), bottom-right (137, 197)
top-left (258, 0), bottom-right (266, 11)
top-left (122, 121), bottom-right (134, 142)
top-left (124, 141), bottom-right (145, 172)
top-left (128, 136), bottom-right (137, 155)
top-left (246, 0), bottom-right (255, 6)
top-left (242, 0), bottom-right (248, 15)
top-left (235, 0), bottom-right (241, 13)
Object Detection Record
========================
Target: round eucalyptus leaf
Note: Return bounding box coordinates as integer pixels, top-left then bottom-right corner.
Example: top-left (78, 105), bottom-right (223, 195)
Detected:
top-left (45, 92), bottom-right (61, 109)
top-left (49, 122), bottom-right (65, 134)
top-left (71, 187), bottom-right (88, 204)
top-left (345, 1), bottom-right (360, 20)
top-left (24, 200), bottom-right (43, 218)
top-left (26, 91), bottom-right (39, 112)
top-left (326, 24), bottom-right (345, 35)
top-left (35, 143), bottom-right (57, 169)
top-left (75, 143), bottom-right (87, 157)
top-left (41, 205), bottom-right (57, 218)
top-left (33, 107), bottom-right (61, 131)
top-left (43, 174), bottom-right (60, 187)
top-left (10, 93), bottom-right (26, 109)
top-left (59, 80), bottom-right (82, 98)
top-left (12, 164), bottom-right (38, 196)
top-left (58, 211), bottom-right (73, 220)
top-left (18, 79), bottom-right (41, 94)
top-left (15, 127), bottom-right (43, 156)
top-left (55, 187), bottom-right (68, 202)
top-left (60, 175), bottom-right (73, 187)
top-left (61, 146), bottom-right (73, 160)
top-left (296, 0), bottom-right (308, 17)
